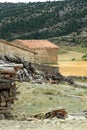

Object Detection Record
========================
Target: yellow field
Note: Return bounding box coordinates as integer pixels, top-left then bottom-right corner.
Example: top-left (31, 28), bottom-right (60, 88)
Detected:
top-left (58, 61), bottom-right (87, 76)
top-left (57, 51), bottom-right (87, 76)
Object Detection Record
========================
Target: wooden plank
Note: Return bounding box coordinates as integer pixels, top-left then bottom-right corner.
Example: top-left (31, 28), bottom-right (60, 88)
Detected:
top-left (0, 79), bottom-right (15, 83)
top-left (0, 67), bottom-right (16, 74)
top-left (0, 75), bottom-right (17, 81)
top-left (0, 78), bottom-right (18, 81)
top-left (0, 81), bottom-right (15, 86)
top-left (0, 84), bottom-right (16, 89)
top-left (0, 63), bottom-right (19, 114)
top-left (0, 107), bottom-right (10, 110)
top-left (0, 110), bottom-right (10, 114)
top-left (0, 64), bottom-right (23, 69)
top-left (0, 97), bottom-right (17, 102)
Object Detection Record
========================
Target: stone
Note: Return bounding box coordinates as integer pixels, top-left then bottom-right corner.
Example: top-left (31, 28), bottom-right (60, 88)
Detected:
top-left (0, 114), bottom-right (5, 120)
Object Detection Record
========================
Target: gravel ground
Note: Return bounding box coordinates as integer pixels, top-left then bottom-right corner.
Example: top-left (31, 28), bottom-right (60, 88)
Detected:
top-left (0, 116), bottom-right (87, 130)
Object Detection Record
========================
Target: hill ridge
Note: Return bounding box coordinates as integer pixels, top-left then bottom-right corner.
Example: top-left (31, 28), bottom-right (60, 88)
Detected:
top-left (0, 0), bottom-right (87, 40)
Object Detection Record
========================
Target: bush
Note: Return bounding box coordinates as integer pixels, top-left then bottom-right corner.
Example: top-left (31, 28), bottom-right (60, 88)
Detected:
top-left (72, 58), bottom-right (75, 61)
top-left (82, 53), bottom-right (87, 60)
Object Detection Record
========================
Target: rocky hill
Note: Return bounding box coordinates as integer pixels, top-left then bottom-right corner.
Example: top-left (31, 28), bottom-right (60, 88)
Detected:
top-left (0, 0), bottom-right (87, 41)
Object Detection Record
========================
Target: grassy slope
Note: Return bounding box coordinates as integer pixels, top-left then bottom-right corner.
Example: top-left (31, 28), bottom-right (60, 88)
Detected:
top-left (58, 45), bottom-right (87, 54)
top-left (12, 82), bottom-right (87, 116)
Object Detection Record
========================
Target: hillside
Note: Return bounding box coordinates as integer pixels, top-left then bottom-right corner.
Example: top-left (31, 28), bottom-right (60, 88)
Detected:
top-left (49, 30), bottom-right (87, 47)
top-left (0, 0), bottom-right (87, 40)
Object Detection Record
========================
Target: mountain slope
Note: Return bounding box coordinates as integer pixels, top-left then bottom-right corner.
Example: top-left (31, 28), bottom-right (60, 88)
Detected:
top-left (0, 0), bottom-right (87, 40)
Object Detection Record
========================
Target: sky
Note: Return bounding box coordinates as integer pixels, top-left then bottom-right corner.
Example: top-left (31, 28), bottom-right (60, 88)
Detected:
top-left (0, 0), bottom-right (61, 3)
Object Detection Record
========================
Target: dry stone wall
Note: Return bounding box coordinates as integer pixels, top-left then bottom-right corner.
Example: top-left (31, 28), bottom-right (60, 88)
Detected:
top-left (0, 41), bottom-right (58, 64)
top-left (34, 48), bottom-right (58, 64)
top-left (0, 41), bottom-right (35, 62)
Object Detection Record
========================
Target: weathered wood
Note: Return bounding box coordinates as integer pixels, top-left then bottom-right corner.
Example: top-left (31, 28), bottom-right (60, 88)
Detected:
top-left (0, 64), bottom-right (23, 69)
top-left (0, 82), bottom-right (15, 86)
top-left (0, 74), bottom-right (17, 82)
top-left (0, 97), bottom-right (17, 102)
top-left (0, 67), bottom-right (16, 74)
top-left (0, 84), bottom-right (16, 89)
top-left (45, 109), bottom-right (67, 119)
top-left (0, 107), bottom-right (10, 110)
top-left (0, 79), bottom-right (15, 83)
top-left (0, 63), bottom-right (23, 71)
top-left (34, 109), bottom-right (67, 119)
top-left (0, 110), bottom-right (10, 114)
top-left (0, 62), bottom-right (23, 117)
top-left (0, 114), bottom-right (5, 120)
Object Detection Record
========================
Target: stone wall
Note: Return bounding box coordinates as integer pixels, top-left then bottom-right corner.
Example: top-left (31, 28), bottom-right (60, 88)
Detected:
top-left (0, 41), bottom-right (58, 64)
top-left (0, 41), bottom-right (35, 62)
top-left (34, 48), bottom-right (58, 64)
top-left (33, 63), bottom-right (59, 74)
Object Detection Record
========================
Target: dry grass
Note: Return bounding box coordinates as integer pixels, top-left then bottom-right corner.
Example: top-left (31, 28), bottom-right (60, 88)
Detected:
top-left (58, 51), bottom-right (84, 61)
top-left (57, 47), bottom-right (87, 76)
top-left (58, 45), bottom-right (87, 54)
top-left (58, 61), bottom-right (87, 76)
top-left (12, 46), bottom-right (87, 117)
top-left (12, 82), bottom-right (87, 117)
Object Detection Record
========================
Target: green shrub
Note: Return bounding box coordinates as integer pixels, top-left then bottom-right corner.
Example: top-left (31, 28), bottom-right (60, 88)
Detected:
top-left (72, 58), bottom-right (75, 61)
top-left (82, 53), bottom-right (87, 60)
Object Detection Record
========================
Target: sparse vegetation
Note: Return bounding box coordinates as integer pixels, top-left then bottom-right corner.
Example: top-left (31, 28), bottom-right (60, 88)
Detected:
top-left (82, 53), bottom-right (87, 61)
top-left (13, 82), bottom-right (87, 116)
top-left (72, 57), bottom-right (75, 61)
top-left (49, 32), bottom-right (87, 48)
top-left (0, 0), bottom-right (87, 41)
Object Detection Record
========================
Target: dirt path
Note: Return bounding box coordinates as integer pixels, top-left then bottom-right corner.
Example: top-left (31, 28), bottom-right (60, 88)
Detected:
top-left (0, 117), bottom-right (87, 130)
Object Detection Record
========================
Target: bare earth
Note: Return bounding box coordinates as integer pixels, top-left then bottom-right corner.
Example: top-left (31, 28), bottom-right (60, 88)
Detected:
top-left (0, 117), bottom-right (87, 130)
